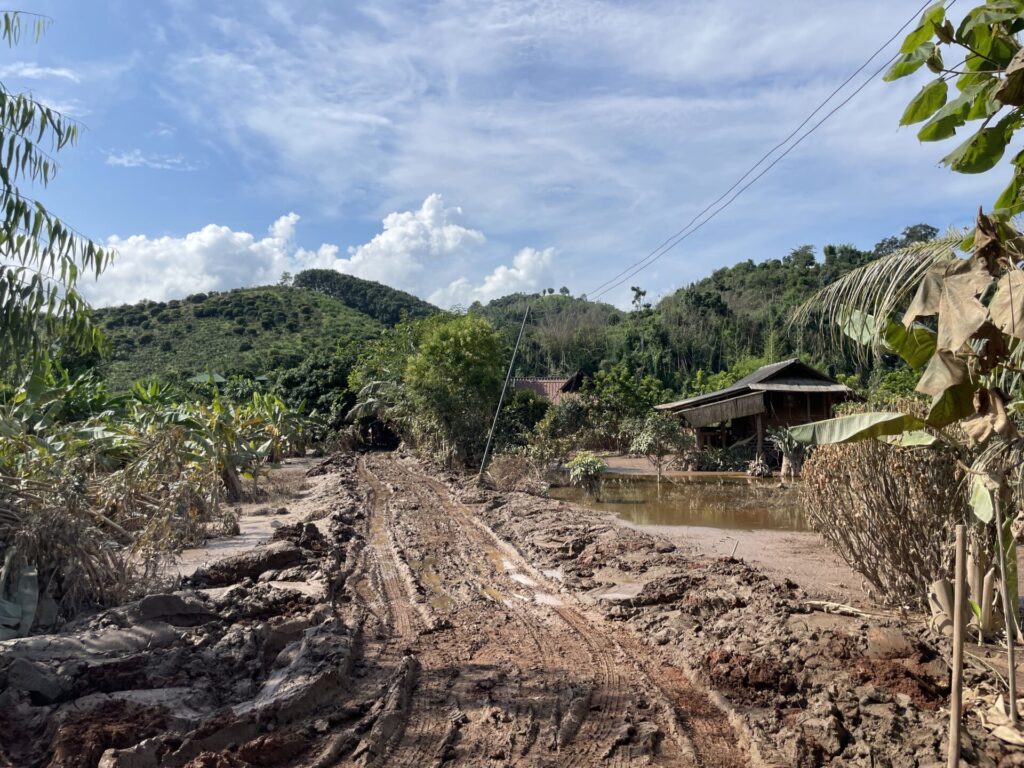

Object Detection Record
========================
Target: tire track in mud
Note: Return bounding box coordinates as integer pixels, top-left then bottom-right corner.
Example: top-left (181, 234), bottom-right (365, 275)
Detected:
top-left (411, 461), bottom-right (747, 768)
top-left (349, 453), bottom-right (747, 767)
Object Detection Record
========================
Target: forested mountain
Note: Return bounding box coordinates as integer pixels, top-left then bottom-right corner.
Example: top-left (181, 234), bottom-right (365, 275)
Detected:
top-left (476, 224), bottom-right (937, 392)
top-left (293, 269), bottom-right (437, 326)
top-left (91, 286), bottom-right (381, 389)
top-left (86, 222), bottom-right (935, 398)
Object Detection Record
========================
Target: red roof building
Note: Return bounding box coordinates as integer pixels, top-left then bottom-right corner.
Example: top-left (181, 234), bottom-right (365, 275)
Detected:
top-left (512, 372), bottom-right (584, 405)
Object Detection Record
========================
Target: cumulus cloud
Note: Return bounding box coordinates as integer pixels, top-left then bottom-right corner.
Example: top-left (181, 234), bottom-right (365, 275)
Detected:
top-left (84, 194), bottom-right (552, 308)
top-left (106, 149), bottom-right (203, 171)
top-left (154, 0), bottom-right (1008, 308)
top-left (85, 213), bottom-right (310, 306)
top-left (329, 194), bottom-right (485, 287)
top-left (430, 247), bottom-right (554, 308)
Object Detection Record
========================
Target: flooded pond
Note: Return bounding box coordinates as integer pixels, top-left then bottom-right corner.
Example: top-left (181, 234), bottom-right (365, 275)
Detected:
top-left (549, 474), bottom-right (809, 532)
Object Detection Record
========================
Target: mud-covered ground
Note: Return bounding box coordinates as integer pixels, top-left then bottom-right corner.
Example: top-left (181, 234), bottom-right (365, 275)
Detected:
top-left (1, 452), bottom-right (1021, 767)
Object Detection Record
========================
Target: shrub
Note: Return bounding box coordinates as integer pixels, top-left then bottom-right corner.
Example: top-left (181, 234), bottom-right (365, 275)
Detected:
top-left (567, 451), bottom-right (606, 499)
top-left (802, 440), bottom-right (968, 608)
top-left (485, 454), bottom-right (546, 494)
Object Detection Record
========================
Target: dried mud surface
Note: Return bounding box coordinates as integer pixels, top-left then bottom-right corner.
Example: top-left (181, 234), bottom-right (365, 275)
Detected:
top-left (0, 451), bottom-right (1020, 767)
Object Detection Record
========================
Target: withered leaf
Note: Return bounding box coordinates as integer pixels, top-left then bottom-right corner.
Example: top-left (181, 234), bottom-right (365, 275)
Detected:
top-left (989, 270), bottom-right (1024, 339)
top-left (974, 208), bottom-right (1003, 274)
top-left (936, 269), bottom-right (991, 351)
top-left (917, 350), bottom-right (977, 427)
top-left (963, 387), bottom-right (1019, 443)
top-left (902, 267), bottom-right (945, 326)
top-left (996, 48), bottom-right (1024, 107)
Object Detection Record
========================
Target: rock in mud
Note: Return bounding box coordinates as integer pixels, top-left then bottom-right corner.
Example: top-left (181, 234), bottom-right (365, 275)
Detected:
top-left (132, 594), bottom-right (217, 626)
top-left (7, 657), bottom-right (73, 703)
top-left (190, 541), bottom-right (305, 587)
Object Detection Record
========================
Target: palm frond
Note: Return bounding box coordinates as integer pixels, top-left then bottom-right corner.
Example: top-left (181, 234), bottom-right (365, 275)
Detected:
top-left (790, 230), bottom-right (963, 359)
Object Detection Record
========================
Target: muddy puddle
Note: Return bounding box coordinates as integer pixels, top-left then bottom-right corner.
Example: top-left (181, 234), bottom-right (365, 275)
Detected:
top-left (549, 475), bottom-right (808, 531)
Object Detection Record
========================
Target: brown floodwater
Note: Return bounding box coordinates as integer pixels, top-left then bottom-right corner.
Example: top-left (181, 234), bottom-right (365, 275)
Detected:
top-left (548, 475), bottom-right (809, 532)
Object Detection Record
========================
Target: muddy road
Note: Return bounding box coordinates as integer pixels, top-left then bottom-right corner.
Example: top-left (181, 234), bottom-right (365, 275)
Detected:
top-left (344, 454), bottom-right (744, 766)
top-left (1, 451), bottom-right (1018, 767)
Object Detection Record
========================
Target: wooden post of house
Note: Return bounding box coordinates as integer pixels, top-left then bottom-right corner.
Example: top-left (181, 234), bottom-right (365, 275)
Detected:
top-left (755, 412), bottom-right (765, 457)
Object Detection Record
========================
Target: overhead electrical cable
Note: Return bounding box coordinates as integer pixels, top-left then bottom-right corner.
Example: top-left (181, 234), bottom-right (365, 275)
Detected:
top-left (587, 0), bottom-right (952, 302)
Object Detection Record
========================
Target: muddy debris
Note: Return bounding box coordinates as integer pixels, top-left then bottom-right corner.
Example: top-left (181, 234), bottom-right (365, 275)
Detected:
top-left (2, 451), bottom-right (1022, 767)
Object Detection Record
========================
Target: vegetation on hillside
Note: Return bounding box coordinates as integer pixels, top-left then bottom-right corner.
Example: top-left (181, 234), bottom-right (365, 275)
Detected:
top-left (293, 268), bottom-right (437, 326)
top-left (90, 286), bottom-right (381, 389)
top-left (474, 224), bottom-right (937, 396)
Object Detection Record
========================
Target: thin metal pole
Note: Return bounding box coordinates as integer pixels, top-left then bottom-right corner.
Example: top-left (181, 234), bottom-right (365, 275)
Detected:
top-left (478, 303), bottom-right (530, 481)
top-left (948, 524), bottom-right (965, 768)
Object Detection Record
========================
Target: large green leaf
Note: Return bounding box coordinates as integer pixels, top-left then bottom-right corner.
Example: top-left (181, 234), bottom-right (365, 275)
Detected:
top-left (884, 43), bottom-right (935, 82)
top-left (942, 120), bottom-right (1014, 174)
top-left (900, 2), bottom-right (945, 53)
top-left (918, 100), bottom-right (969, 141)
top-left (789, 412), bottom-right (927, 446)
top-left (901, 79), bottom-right (948, 125)
top-left (883, 322), bottom-right (937, 369)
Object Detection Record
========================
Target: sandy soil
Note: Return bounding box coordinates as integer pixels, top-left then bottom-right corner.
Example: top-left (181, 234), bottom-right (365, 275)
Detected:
top-left (637, 523), bottom-right (871, 606)
top-left (1, 452), bottom-right (1021, 767)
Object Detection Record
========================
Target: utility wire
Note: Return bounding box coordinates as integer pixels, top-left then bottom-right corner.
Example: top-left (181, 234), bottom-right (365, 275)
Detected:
top-left (588, 0), bottom-right (950, 302)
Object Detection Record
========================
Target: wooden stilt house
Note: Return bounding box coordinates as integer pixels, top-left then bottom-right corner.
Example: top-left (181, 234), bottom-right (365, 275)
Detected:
top-left (654, 359), bottom-right (856, 456)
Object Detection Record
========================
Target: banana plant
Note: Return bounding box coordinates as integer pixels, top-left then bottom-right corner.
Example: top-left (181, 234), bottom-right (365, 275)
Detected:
top-left (793, 212), bottom-right (1024, 719)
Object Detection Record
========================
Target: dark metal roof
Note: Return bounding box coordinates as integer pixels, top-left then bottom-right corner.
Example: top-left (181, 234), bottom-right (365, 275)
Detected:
top-left (655, 358), bottom-right (854, 413)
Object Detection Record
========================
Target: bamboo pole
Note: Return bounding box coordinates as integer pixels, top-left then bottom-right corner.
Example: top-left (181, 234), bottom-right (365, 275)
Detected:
top-left (948, 524), bottom-right (965, 768)
top-left (994, 493), bottom-right (1018, 724)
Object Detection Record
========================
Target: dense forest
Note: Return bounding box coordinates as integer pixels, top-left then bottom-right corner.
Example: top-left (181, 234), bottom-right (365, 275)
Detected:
top-left (84, 222), bottom-right (937, 417)
top-left (479, 223), bottom-right (938, 391)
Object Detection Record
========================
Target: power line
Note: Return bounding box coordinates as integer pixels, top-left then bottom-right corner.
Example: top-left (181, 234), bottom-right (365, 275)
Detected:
top-left (588, 0), bottom-right (949, 301)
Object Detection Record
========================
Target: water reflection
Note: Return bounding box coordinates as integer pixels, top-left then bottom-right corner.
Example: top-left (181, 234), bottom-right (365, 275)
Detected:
top-left (548, 475), bottom-right (808, 532)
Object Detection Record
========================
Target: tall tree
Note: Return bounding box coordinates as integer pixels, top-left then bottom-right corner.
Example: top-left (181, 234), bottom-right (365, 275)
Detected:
top-left (0, 12), bottom-right (110, 376)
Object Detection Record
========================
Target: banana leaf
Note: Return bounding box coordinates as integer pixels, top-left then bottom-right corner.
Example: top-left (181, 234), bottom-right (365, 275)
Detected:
top-left (789, 412), bottom-right (927, 445)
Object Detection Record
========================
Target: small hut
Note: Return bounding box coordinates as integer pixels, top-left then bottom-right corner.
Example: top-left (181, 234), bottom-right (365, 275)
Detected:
top-left (655, 359), bottom-right (856, 455)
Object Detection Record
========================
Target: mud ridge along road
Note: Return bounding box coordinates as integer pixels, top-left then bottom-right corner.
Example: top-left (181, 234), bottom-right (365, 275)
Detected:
top-left (0, 452), bottom-right (1019, 767)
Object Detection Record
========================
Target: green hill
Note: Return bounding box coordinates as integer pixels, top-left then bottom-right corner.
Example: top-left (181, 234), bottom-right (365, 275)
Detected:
top-left (293, 269), bottom-right (437, 326)
top-left (93, 286), bottom-right (382, 389)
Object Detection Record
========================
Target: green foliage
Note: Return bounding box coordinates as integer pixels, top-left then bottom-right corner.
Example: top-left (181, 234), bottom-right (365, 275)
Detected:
top-left (350, 313), bottom-right (506, 466)
top-left (628, 411), bottom-right (692, 482)
top-left (274, 348), bottom-right (359, 431)
top-left (404, 314), bottom-right (505, 466)
top-left (888, 1), bottom-right (1024, 215)
top-left (567, 450), bottom-right (606, 497)
top-left (494, 389), bottom-right (550, 451)
top-left (293, 268), bottom-right (436, 326)
top-left (581, 364), bottom-right (670, 449)
top-left (93, 286), bottom-right (380, 389)
top-left (0, 13), bottom-right (111, 376)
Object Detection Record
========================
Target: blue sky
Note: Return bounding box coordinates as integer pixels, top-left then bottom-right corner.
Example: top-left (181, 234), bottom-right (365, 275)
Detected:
top-left (12, 0), bottom-right (1011, 308)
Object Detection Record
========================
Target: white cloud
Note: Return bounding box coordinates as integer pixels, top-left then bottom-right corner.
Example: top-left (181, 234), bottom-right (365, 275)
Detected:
top-left (106, 149), bottom-right (203, 171)
top-left (157, 0), bottom-right (1005, 309)
top-left (330, 193), bottom-right (485, 287)
top-left (0, 62), bottom-right (79, 82)
top-left (430, 246), bottom-right (554, 308)
top-left (85, 194), bottom-right (553, 308)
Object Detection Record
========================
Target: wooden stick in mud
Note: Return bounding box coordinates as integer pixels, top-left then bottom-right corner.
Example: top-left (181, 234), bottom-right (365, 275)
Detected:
top-left (994, 493), bottom-right (1018, 724)
top-left (948, 524), bottom-right (965, 768)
